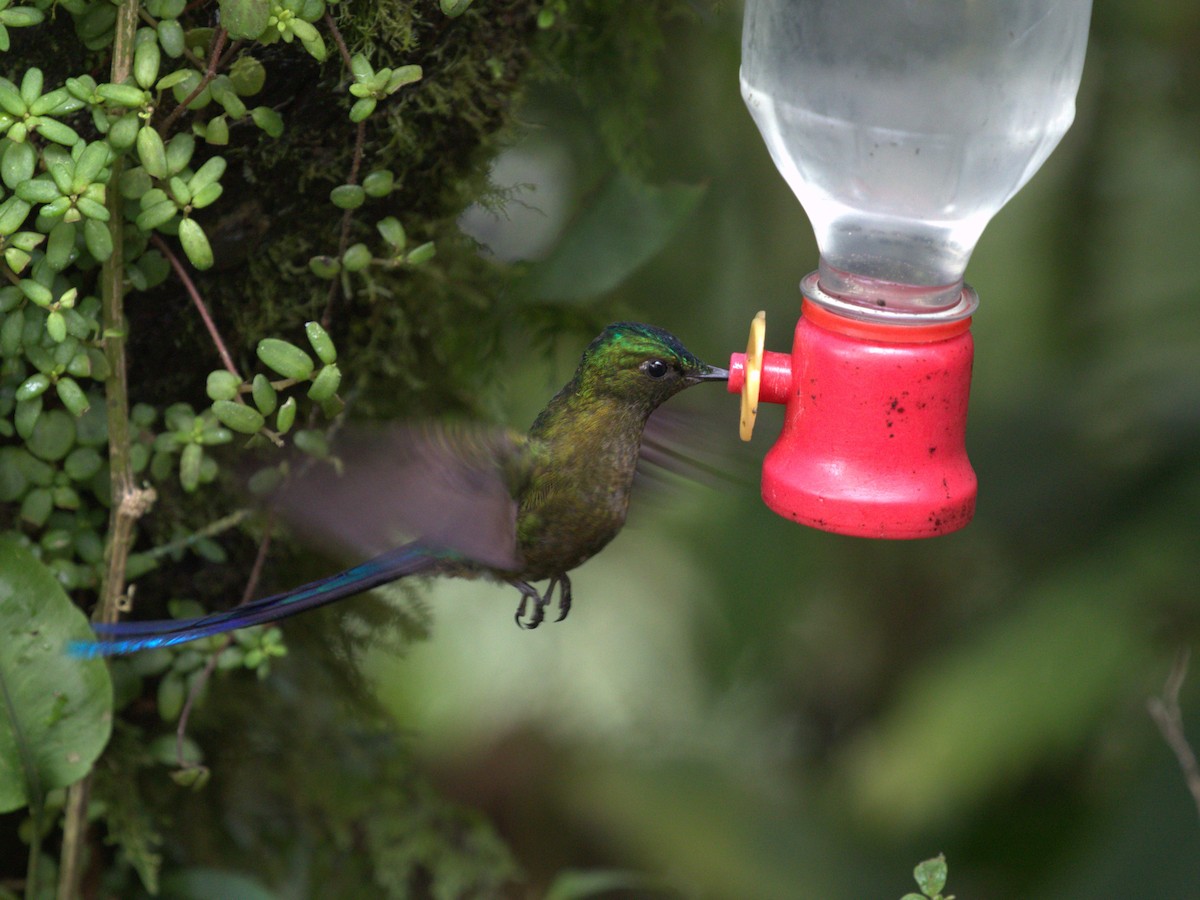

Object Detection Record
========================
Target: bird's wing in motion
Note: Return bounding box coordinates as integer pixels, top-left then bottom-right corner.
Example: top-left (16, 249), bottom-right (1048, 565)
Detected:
top-left (636, 407), bottom-right (747, 491)
top-left (73, 422), bottom-right (537, 657)
top-left (73, 542), bottom-right (446, 656)
top-left (274, 422), bottom-right (535, 571)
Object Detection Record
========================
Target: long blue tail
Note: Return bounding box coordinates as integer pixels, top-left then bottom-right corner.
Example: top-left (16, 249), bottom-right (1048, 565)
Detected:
top-left (70, 543), bottom-right (447, 657)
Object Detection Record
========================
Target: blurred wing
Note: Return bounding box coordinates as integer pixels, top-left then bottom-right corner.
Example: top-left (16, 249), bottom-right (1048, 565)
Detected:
top-left (273, 422), bottom-right (533, 571)
top-left (636, 405), bottom-right (750, 493)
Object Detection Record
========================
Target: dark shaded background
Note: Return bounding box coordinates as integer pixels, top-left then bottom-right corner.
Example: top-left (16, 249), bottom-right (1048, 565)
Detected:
top-left (367, 2), bottom-right (1200, 897)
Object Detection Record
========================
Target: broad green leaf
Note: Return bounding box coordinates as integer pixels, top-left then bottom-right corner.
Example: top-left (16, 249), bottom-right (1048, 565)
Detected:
top-left (526, 173), bottom-right (706, 302)
top-left (0, 537), bottom-right (113, 813)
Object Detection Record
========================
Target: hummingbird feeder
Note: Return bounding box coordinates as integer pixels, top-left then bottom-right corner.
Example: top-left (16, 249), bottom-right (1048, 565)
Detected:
top-left (729, 0), bottom-right (1092, 538)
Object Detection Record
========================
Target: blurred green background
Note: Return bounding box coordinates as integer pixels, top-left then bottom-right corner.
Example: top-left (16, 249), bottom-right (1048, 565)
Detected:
top-left (365, 1), bottom-right (1200, 897)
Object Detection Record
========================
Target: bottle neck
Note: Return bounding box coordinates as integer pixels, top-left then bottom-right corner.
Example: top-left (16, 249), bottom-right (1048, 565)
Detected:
top-left (804, 267), bottom-right (978, 327)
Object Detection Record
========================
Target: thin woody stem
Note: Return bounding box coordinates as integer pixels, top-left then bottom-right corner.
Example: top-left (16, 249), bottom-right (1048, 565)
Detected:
top-left (58, 6), bottom-right (146, 898)
top-left (159, 26), bottom-right (229, 136)
top-left (321, 9), bottom-right (365, 329)
top-left (1148, 647), bottom-right (1200, 819)
top-left (152, 233), bottom-right (241, 377)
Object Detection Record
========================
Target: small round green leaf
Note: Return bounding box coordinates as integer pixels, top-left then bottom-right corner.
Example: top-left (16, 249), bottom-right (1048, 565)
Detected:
top-left (1, 139), bottom-right (35, 190)
top-left (15, 177), bottom-right (59, 205)
top-left (45, 221), bottom-right (77, 271)
top-left (27, 408), bottom-right (75, 460)
top-left (14, 397), bottom-right (40, 440)
top-left (188, 156), bottom-right (226, 193)
top-left (45, 310), bottom-right (67, 343)
top-left (211, 399), bottom-right (265, 434)
top-left (250, 106), bottom-right (283, 137)
top-left (250, 373), bottom-right (276, 415)
top-left (218, 0), bottom-right (271, 40)
top-left (362, 170), bottom-right (394, 197)
top-left (165, 133), bottom-right (195, 175)
top-left (306, 363), bottom-right (341, 402)
top-left (19, 279), bottom-right (52, 307)
top-left (135, 199), bottom-right (178, 232)
top-left (0, 7), bottom-right (44, 27)
top-left (136, 125), bottom-right (168, 178)
top-left (405, 241), bottom-right (436, 265)
top-left (341, 243), bottom-right (371, 272)
top-left (179, 442), bottom-right (202, 492)
top-left (202, 115), bottom-right (230, 145)
top-left (190, 182), bottom-right (223, 209)
top-left (64, 447), bottom-right (102, 481)
top-left (97, 83), bottom-right (148, 108)
top-left (275, 396), bottom-right (296, 434)
top-left (205, 369), bottom-right (241, 401)
top-left (55, 376), bottom-right (90, 416)
top-left (293, 429), bottom-right (328, 459)
top-left (229, 56), bottom-right (266, 96)
top-left (83, 217), bottom-right (114, 262)
top-left (17, 69), bottom-right (40, 109)
top-left (308, 255), bottom-right (340, 279)
top-left (34, 117), bottom-right (82, 147)
top-left (256, 338), bottom-right (314, 381)
top-left (914, 855), bottom-right (948, 897)
top-left (178, 218), bottom-right (214, 270)
top-left (107, 113), bottom-right (140, 150)
top-left (15, 373), bottom-right (50, 401)
top-left (0, 196), bottom-right (30, 235)
top-left (348, 97), bottom-right (375, 122)
top-left (133, 39), bottom-right (161, 89)
top-left (329, 184), bottom-right (365, 209)
top-left (376, 216), bottom-right (405, 250)
top-left (304, 321), bottom-right (336, 364)
top-left (157, 19), bottom-right (185, 57)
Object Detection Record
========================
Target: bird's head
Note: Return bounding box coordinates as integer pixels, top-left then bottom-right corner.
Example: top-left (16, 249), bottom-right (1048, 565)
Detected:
top-left (575, 322), bottom-right (728, 410)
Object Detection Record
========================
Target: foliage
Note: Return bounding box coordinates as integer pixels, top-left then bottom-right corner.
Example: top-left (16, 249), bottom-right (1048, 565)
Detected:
top-left (0, 0), bottom-right (697, 896)
top-left (901, 854), bottom-right (953, 900)
top-left (0, 537), bottom-right (111, 815)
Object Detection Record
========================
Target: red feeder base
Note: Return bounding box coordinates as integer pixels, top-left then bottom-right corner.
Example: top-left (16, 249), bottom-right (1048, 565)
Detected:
top-left (731, 284), bottom-right (977, 539)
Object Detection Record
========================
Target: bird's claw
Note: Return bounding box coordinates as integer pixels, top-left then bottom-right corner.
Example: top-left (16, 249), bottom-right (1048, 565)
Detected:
top-left (511, 574), bottom-right (572, 629)
top-left (515, 595), bottom-right (546, 630)
top-left (513, 581), bottom-right (547, 629)
top-left (554, 575), bottom-right (572, 623)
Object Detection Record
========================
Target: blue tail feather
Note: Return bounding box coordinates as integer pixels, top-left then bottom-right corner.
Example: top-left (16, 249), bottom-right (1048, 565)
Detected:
top-left (70, 543), bottom-right (447, 657)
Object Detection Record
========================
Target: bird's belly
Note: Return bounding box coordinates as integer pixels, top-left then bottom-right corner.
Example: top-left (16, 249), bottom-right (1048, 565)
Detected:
top-left (516, 487), bottom-right (630, 580)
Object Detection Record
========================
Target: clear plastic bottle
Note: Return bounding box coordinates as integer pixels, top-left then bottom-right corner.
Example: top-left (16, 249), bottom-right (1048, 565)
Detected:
top-left (742, 0), bottom-right (1092, 313)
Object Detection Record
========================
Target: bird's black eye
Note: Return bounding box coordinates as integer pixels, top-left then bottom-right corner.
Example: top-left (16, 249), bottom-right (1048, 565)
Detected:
top-left (642, 359), bottom-right (670, 379)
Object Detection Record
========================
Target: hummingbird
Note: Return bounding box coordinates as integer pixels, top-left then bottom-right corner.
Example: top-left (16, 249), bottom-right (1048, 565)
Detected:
top-left (74, 323), bottom-right (728, 656)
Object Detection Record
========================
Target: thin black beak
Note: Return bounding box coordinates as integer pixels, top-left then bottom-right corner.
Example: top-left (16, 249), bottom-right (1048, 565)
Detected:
top-left (692, 365), bottom-right (729, 383)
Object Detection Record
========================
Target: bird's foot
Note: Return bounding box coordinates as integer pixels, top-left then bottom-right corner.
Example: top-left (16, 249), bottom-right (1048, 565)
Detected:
top-left (512, 581), bottom-right (547, 630)
top-left (511, 575), bottom-right (572, 629)
top-left (554, 574), bottom-right (572, 623)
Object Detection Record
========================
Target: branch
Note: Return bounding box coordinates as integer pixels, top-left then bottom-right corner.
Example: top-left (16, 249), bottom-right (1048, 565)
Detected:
top-left (159, 26), bottom-right (229, 137)
top-left (59, 6), bottom-right (147, 897)
top-left (142, 509), bottom-right (252, 560)
top-left (1147, 647), bottom-right (1200, 819)
top-left (151, 233), bottom-right (241, 377)
top-left (321, 10), bottom-right (365, 329)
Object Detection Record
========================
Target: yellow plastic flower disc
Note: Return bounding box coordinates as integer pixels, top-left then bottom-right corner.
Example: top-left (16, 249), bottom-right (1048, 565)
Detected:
top-left (740, 311), bottom-right (765, 441)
